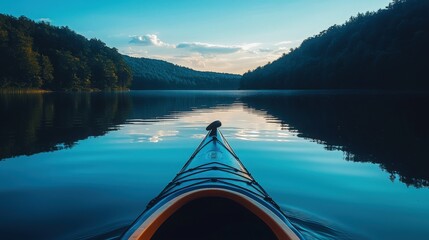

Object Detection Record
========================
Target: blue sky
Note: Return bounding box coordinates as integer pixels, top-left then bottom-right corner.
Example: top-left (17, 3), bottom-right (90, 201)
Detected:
top-left (1, 0), bottom-right (392, 73)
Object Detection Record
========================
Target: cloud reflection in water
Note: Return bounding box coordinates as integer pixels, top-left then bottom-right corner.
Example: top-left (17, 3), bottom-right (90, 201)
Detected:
top-left (125, 103), bottom-right (293, 143)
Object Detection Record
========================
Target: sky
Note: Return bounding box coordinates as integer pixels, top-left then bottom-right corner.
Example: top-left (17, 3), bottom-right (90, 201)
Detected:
top-left (1, 0), bottom-right (392, 74)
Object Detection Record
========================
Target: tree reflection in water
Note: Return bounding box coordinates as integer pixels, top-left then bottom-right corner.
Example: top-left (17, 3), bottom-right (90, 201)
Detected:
top-left (1, 91), bottom-right (428, 188)
top-left (242, 92), bottom-right (429, 187)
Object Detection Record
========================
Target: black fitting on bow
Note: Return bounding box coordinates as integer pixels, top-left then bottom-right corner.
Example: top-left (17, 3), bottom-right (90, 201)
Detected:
top-left (206, 120), bottom-right (222, 136)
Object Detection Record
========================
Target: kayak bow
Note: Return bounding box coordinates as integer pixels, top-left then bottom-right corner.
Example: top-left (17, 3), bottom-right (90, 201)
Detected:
top-left (122, 120), bottom-right (303, 240)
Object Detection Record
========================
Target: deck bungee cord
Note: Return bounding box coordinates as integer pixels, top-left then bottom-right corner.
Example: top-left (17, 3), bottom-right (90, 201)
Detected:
top-left (121, 121), bottom-right (304, 240)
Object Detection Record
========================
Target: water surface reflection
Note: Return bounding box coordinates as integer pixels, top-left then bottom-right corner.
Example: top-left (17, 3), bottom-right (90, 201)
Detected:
top-left (0, 90), bottom-right (428, 240)
top-left (0, 92), bottom-right (131, 160)
top-left (1, 91), bottom-right (427, 187)
top-left (242, 92), bottom-right (429, 187)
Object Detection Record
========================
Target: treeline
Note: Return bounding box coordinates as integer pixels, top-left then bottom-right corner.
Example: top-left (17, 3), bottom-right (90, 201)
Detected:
top-left (0, 14), bottom-right (132, 91)
top-left (241, 0), bottom-right (429, 90)
top-left (124, 56), bottom-right (241, 90)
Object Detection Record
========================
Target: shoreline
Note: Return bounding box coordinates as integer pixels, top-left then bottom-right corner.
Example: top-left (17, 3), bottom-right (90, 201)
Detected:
top-left (0, 88), bottom-right (130, 94)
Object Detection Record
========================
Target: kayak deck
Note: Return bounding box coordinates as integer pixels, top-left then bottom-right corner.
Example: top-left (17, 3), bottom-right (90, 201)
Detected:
top-left (121, 121), bottom-right (303, 240)
top-left (147, 127), bottom-right (274, 210)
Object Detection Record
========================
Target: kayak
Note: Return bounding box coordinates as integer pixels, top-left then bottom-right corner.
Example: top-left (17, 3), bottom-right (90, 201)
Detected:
top-left (121, 121), bottom-right (304, 240)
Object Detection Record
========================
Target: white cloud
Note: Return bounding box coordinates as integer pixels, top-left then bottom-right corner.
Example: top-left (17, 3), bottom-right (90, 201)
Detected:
top-left (176, 42), bottom-right (242, 55)
top-left (240, 43), bottom-right (261, 51)
top-left (129, 34), bottom-right (171, 47)
top-left (275, 40), bottom-right (293, 46)
top-left (122, 35), bottom-right (300, 74)
top-left (258, 48), bottom-right (273, 53)
top-left (128, 33), bottom-right (262, 56)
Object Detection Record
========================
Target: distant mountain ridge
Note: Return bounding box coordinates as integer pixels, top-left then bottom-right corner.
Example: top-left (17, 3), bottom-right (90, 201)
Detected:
top-left (124, 55), bottom-right (241, 90)
top-left (240, 0), bottom-right (429, 90)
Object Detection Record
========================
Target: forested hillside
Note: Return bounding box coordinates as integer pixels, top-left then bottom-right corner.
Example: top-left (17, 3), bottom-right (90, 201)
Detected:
top-left (0, 14), bottom-right (132, 91)
top-left (241, 0), bottom-right (429, 90)
top-left (124, 56), bottom-right (241, 90)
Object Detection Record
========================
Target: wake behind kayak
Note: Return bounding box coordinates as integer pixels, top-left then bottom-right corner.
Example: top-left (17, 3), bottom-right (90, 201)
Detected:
top-left (121, 120), bottom-right (304, 240)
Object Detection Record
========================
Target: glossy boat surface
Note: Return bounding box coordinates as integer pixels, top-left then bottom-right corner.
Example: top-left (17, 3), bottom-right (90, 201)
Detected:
top-left (122, 121), bottom-right (304, 240)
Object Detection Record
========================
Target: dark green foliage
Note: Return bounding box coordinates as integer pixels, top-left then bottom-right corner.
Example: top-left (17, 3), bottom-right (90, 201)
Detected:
top-left (241, 0), bottom-right (429, 90)
top-left (124, 55), bottom-right (241, 90)
top-left (0, 14), bottom-right (132, 90)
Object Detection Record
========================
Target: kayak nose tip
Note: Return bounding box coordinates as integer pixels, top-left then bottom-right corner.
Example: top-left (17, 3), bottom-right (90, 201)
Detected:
top-left (206, 120), bottom-right (222, 131)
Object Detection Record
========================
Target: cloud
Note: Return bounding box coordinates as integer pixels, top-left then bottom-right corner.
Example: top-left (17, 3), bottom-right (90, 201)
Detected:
top-left (240, 43), bottom-right (261, 51)
top-left (38, 18), bottom-right (52, 23)
top-left (275, 40), bottom-right (293, 46)
top-left (121, 36), bottom-right (301, 74)
top-left (258, 48), bottom-right (273, 53)
top-left (129, 34), bottom-right (171, 47)
top-left (128, 33), bottom-right (261, 56)
top-left (176, 42), bottom-right (241, 55)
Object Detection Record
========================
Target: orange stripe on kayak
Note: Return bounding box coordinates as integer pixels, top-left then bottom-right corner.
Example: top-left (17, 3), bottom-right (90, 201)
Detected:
top-left (128, 188), bottom-right (300, 240)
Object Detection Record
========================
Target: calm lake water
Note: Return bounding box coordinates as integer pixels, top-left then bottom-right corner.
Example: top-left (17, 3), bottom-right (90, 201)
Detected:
top-left (0, 90), bottom-right (428, 240)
